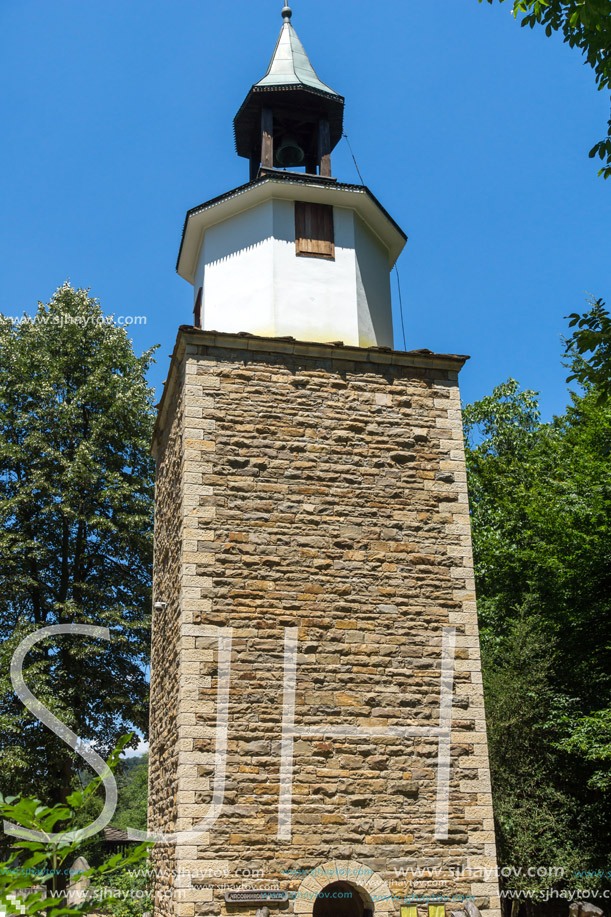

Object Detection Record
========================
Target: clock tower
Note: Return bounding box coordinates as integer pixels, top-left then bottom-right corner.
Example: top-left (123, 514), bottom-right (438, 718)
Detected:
top-left (147, 8), bottom-right (500, 917)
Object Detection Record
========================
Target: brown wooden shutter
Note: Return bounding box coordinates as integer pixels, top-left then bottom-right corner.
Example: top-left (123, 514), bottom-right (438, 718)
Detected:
top-left (295, 202), bottom-right (335, 259)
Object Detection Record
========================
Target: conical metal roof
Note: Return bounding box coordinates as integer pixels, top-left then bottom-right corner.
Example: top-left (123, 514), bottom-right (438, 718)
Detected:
top-left (255, 7), bottom-right (341, 99)
top-left (233, 4), bottom-right (344, 162)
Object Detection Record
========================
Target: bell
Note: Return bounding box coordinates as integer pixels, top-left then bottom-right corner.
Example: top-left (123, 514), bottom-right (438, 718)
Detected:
top-left (275, 134), bottom-right (305, 168)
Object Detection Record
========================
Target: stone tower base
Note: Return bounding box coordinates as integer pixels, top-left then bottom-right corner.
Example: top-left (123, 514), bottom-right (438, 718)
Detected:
top-left (148, 330), bottom-right (500, 917)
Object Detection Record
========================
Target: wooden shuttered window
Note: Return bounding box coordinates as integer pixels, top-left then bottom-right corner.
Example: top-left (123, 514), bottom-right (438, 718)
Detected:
top-left (295, 201), bottom-right (335, 259)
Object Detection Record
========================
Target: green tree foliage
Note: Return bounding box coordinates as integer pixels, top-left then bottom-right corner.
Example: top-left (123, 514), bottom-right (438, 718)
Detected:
top-left (89, 858), bottom-right (152, 917)
top-left (88, 755), bottom-right (153, 917)
top-left (483, 618), bottom-right (585, 886)
top-left (464, 378), bottom-right (611, 887)
top-left (0, 741), bottom-right (151, 917)
top-left (69, 753), bottom-right (150, 869)
top-left (0, 284), bottom-right (157, 805)
top-left (113, 755), bottom-right (149, 834)
top-left (478, 0), bottom-right (611, 178)
top-left (563, 707), bottom-right (611, 790)
top-left (86, 754), bottom-right (152, 917)
top-left (566, 297), bottom-right (611, 400)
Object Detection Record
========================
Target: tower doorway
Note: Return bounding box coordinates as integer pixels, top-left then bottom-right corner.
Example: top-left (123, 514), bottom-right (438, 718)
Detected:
top-left (313, 881), bottom-right (372, 917)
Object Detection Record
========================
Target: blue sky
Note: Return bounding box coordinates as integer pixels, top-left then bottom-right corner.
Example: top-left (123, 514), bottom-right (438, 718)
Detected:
top-left (0, 0), bottom-right (608, 420)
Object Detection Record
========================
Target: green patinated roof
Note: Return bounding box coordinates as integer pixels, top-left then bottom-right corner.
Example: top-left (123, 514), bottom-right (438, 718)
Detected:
top-left (233, 5), bottom-right (345, 159)
top-left (254, 7), bottom-right (341, 99)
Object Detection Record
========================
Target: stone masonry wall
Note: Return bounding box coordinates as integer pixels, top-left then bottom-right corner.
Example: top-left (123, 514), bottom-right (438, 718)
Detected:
top-left (149, 331), bottom-right (500, 917)
top-left (149, 369), bottom-right (186, 916)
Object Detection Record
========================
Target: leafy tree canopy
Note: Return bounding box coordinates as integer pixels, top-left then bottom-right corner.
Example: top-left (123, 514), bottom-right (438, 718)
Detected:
top-left (464, 375), bottom-right (611, 886)
top-left (478, 0), bottom-right (611, 178)
top-left (565, 297), bottom-right (611, 401)
top-left (0, 284), bottom-right (157, 806)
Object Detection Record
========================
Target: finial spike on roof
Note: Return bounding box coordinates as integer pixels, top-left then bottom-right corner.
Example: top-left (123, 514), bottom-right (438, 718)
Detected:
top-left (282, 3), bottom-right (292, 22)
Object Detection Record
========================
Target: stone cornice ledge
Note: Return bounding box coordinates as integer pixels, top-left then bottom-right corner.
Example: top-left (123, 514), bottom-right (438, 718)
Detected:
top-left (152, 326), bottom-right (470, 458)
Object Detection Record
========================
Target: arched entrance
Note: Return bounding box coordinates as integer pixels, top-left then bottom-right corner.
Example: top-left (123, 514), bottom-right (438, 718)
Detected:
top-left (294, 860), bottom-right (394, 917)
top-left (313, 881), bottom-right (372, 917)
